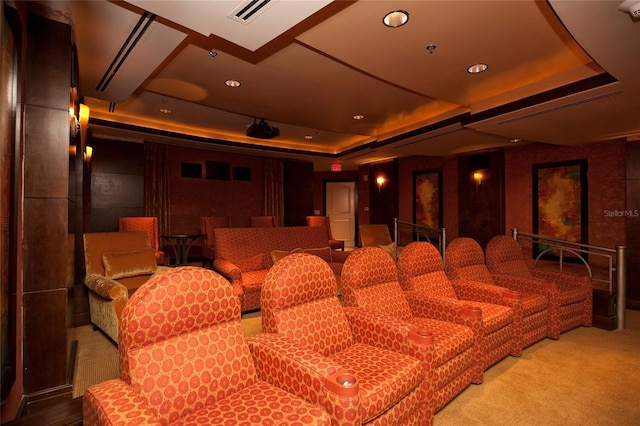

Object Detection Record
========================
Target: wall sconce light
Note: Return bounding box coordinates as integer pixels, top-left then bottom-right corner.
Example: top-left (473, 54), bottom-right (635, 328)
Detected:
top-left (376, 176), bottom-right (386, 192)
top-left (472, 170), bottom-right (485, 190)
top-left (84, 145), bottom-right (93, 162)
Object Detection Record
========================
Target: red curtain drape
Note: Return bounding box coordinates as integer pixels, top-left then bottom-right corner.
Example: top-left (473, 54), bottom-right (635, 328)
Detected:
top-left (144, 142), bottom-right (170, 237)
top-left (264, 158), bottom-right (284, 226)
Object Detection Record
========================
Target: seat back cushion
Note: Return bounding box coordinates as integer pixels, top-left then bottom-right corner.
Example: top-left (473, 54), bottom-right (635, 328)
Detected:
top-left (397, 242), bottom-right (457, 298)
top-left (119, 267), bottom-right (257, 424)
top-left (445, 237), bottom-right (495, 284)
top-left (486, 236), bottom-right (533, 278)
top-left (341, 247), bottom-right (413, 320)
top-left (261, 253), bottom-right (353, 357)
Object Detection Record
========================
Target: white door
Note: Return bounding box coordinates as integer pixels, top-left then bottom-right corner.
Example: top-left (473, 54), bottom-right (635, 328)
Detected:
top-left (326, 182), bottom-right (356, 248)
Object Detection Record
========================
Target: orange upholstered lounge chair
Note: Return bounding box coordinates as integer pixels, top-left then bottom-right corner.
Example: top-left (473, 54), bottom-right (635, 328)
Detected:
top-left (485, 235), bottom-right (592, 338)
top-left (118, 216), bottom-right (165, 264)
top-left (307, 215), bottom-right (345, 250)
top-left (260, 253), bottom-right (427, 424)
top-left (341, 246), bottom-right (476, 422)
top-left (396, 241), bottom-right (516, 383)
top-left (83, 267), bottom-right (331, 425)
top-left (445, 237), bottom-right (550, 355)
top-left (250, 215), bottom-right (276, 227)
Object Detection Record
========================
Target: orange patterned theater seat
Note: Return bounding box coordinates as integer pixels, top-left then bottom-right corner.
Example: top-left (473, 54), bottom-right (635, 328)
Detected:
top-left (83, 267), bottom-right (331, 425)
top-left (212, 226), bottom-right (350, 312)
top-left (445, 237), bottom-right (550, 354)
top-left (397, 242), bottom-right (516, 384)
top-left (260, 253), bottom-right (428, 424)
top-left (485, 235), bottom-right (592, 339)
top-left (341, 247), bottom-right (476, 423)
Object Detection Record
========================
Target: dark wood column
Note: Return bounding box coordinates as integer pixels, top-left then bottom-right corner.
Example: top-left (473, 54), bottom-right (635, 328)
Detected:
top-left (22, 12), bottom-right (72, 408)
top-left (626, 141), bottom-right (640, 310)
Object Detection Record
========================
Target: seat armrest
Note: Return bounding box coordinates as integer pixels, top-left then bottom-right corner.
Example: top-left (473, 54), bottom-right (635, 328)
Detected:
top-left (343, 306), bottom-right (433, 363)
top-left (404, 291), bottom-right (483, 332)
top-left (491, 273), bottom-right (559, 295)
top-left (84, 274), bottom-right (128, 300)
top-left (531, 269), bottom-right (592, 288)
top-left (451, 279), bottom-right (522, 306)
top-left (213, 259), bottom-right (243, 296)
top-left (247, 333), bottom-right (360, 421)
top-left (83, 379), bottom-right (159, 425)
top-left (213, 258), bottom-right (241, 279)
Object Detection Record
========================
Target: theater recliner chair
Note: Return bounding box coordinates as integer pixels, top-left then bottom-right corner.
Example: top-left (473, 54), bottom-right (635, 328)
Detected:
top-left (118, 216), bottom-right (165, 265)
top-left (396, 241), bottom-right (516, 384)
top-left (260, 253), bottom-right (428, 424)
top-left (445, 237), bottom-right (550, 355)
top-left (83, 267), bottom-right (332, 425)
top-left (485, 235), bottom-right (592, 339)
top-left (341, 246), bottom-right (476, 423)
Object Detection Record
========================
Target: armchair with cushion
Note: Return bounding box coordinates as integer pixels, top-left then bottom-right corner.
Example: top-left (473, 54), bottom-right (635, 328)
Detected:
top-left (260, 253), bottom-right (428, 424)
top-left (82, 231), bottom-right (171, 342)
top-left (307, 215), bottom-right (345, 250)
top-left (118, 216), bottom-right (165, 264)
top-left (485, 235), bottom-right (592, 338)
top-left (83, 267), bottom-right (332, 425)
top-left (445, 237), bottom-right (550, 355)
top-left (396, 241), bottom-right (516, 383)
top-left (341, 246), bottom-right (476, 422)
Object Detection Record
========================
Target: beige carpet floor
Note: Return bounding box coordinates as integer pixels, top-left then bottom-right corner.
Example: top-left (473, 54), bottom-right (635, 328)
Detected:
top-left (71, 311), bottom-right (640, 425)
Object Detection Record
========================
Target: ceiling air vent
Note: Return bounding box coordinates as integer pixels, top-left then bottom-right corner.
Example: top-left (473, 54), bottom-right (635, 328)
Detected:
top-left (228, 0), bottom-right (274, 24)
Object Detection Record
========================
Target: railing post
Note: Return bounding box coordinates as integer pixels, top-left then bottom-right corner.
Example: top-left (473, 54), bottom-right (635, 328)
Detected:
top-left (616, 245), bottom-right (627, 330)
top-left (512, 228), bottom-right (518, 240)
top-left (394, 218), bottom-right (399, 244)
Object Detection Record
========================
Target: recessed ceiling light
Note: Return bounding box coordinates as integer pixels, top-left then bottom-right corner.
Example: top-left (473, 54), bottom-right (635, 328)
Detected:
top-left (383, 10), bottom-right (409, 28)
top-left (208, 50), bottom-right (218, 57)
top-left (353, 114), bottom-right (365, 120)
top-left (159, 108), bottom-right (172, 114)
top-left (510, 138), bottom-right (522, 143)
top-left (225, 79), bottom-right (241, 87)
top-left (305, 135), bottom-right (313, 140)
top-left (467, 63), bottom-right (488, 74)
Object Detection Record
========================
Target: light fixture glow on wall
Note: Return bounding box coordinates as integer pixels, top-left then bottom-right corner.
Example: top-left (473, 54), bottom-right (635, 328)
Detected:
top-left (473, 171), bottom-right (484, 190)
top-left (376, 176), bottom-right (386, 191)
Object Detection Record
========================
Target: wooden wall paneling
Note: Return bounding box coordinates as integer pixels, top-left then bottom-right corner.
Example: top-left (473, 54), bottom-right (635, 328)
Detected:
top-left (22, 12), bottom-right (72, 403)
top-left (284, 159), bottom-right (314, 226)
top-left (89, 139), bottom-right (145, 232)
top-left (626, 140), bottom-right (640, 309)
top-left (458, 150), bottom-right (505, 250)
top-left (368, 160), bottom-right (398, 230)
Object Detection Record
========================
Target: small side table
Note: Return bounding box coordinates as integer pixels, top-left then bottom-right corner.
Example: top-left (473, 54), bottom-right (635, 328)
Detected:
top-left (161, 234), bottom-right (205, 266)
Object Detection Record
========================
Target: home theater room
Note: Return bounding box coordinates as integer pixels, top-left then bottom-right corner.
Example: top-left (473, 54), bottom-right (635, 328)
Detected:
top-left (2, 1), bottom-right (640, 425)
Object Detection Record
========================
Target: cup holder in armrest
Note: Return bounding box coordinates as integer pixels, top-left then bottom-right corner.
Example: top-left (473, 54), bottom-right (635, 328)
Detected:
top-left (409, 328), bottom-right (433, 345)
top-left (325, 370), bottom-right (359, 397)
top-left (462, 305), bottom-right (482, 317)
top-left (503, 289), bottom-right (522, 300)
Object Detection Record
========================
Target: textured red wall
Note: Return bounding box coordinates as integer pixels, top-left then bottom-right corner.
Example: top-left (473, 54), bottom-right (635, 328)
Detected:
top-left (504, 140), bottom-right (626, 249)
top-left (167, 145), bottom-right (265, 233)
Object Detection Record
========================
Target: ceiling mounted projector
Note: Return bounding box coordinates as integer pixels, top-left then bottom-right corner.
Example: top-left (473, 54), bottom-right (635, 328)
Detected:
top-left (246, 118), bottom-right (279, 139)
top-left (619, 0), bottom-right (640, 18)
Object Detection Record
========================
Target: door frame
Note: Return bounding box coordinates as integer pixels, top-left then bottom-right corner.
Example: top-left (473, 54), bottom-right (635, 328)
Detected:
top-left (323, 179), bottom-right (357, 247)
